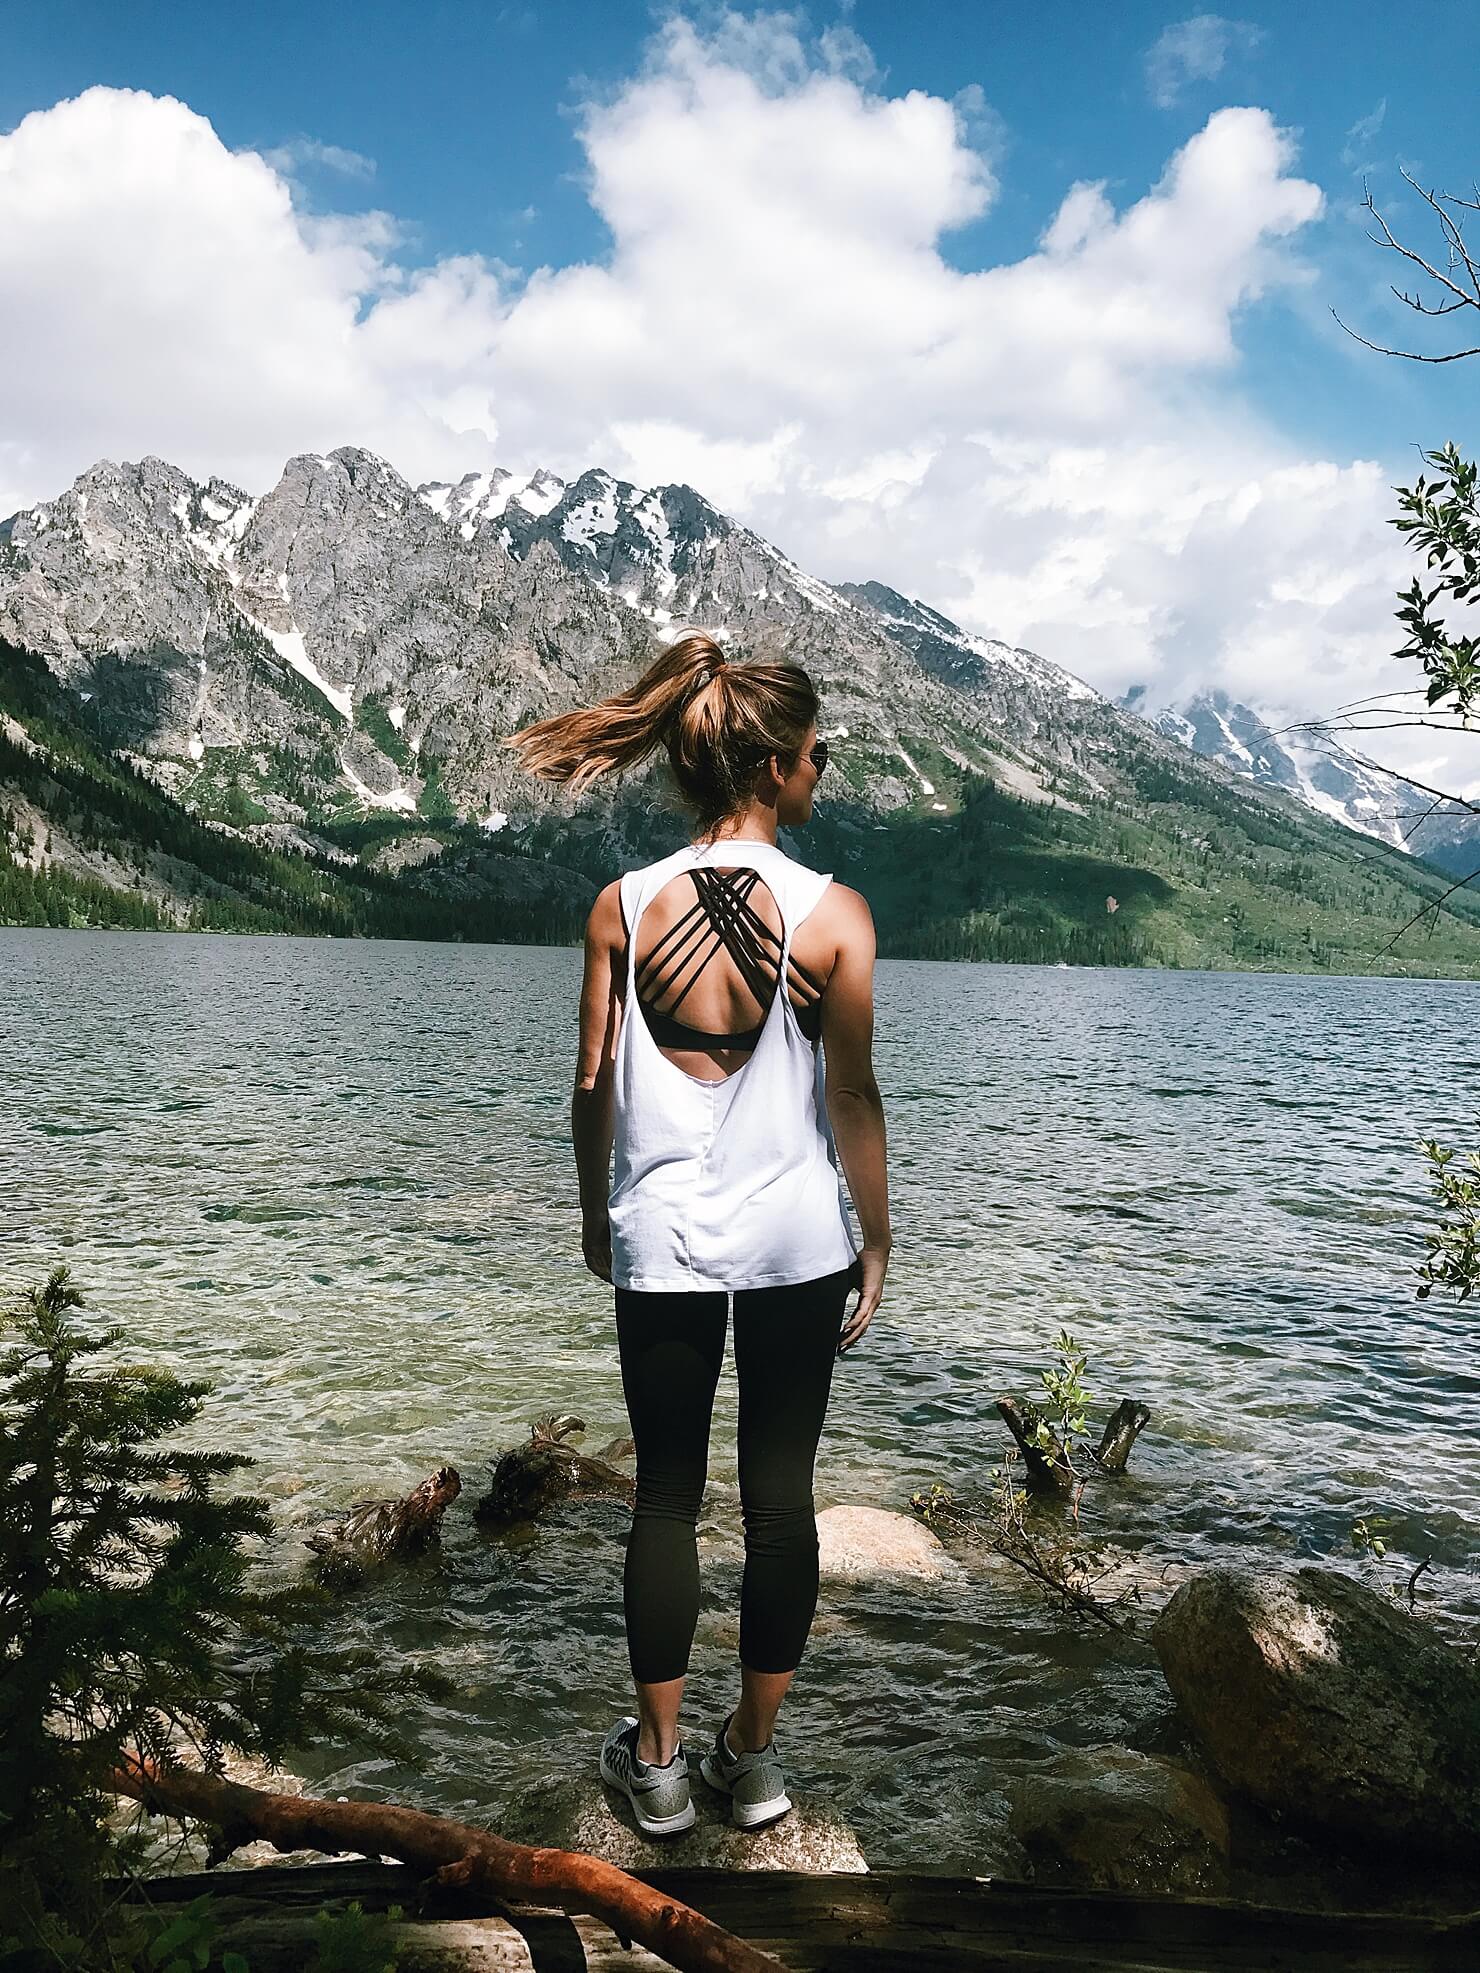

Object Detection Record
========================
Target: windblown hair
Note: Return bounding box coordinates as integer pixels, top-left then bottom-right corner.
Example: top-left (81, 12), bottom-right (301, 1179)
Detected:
top-left (502, 630), bottom-right (819, 837)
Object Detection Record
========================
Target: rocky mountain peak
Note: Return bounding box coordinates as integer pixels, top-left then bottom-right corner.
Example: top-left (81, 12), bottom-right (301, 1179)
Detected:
top-left (840, 581), bottom-right (1101, 709)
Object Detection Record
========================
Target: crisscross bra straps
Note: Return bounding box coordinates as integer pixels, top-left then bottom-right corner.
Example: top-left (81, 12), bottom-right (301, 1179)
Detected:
top-left (631, 864), bottom-right (825, 1053)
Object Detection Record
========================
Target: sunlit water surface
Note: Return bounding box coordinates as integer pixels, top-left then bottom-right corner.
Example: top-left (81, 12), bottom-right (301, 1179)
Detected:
top-left (3, 929), bottom-right (1477, 1873)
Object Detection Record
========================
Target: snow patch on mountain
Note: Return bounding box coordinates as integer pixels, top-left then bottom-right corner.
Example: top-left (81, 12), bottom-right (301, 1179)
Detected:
top-left (894, 743), bottom-right (934, 794)
top-left (238, 609), bottom-right (352, 721)
top-left (516, 469), bottom-right (567, 518)
top-left (340, 752), bottom-right (416, 814)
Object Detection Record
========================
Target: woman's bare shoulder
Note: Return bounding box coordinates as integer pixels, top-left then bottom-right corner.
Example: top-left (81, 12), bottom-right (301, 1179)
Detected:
top-left (818, 880), bottom-right (875, 934)
top-left (823, 879), bottom-right (873, 914)
top-left (586, 879), bottom-right (626, 946)
top-left (801, 880), bottom-right (875, 974)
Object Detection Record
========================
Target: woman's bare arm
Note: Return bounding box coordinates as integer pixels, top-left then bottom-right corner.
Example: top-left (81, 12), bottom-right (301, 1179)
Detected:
top-left (819, 884), bottom-right (890, 1348)
top-left (572, 881), bottom-right (624, 1283)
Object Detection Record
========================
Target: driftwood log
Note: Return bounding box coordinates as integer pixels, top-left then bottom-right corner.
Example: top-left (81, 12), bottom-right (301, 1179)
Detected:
top-left (996, 1396), bottom-right (1152, 1496)
top-left (305, 1466), bottom-right (462, 1584)
top-left (474, 1416), bottom-right (635, 1528)
top-left (124, 1857), bottom-right (1480, 1972)
top-left (110, 1755), bottom-right (782, 1973)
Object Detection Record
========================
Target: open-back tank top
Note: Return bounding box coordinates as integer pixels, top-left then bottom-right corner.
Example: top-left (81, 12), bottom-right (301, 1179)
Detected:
top-left (608, 838), bottom-right (860, 1292)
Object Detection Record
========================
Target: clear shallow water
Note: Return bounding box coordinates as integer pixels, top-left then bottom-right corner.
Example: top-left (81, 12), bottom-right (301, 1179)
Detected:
top-left (3, 928), bottom-right (1478, 1873)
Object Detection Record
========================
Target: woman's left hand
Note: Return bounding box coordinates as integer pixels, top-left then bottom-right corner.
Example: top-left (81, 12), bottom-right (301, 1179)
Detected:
top-left (582, 1212), bottom-right (613, 1283)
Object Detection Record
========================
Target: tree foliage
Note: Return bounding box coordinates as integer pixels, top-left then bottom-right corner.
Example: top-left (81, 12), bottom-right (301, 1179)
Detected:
top-left (1393, 442), bottom-right (1480, 719)
top-left (0, 1267), bottom-right (449, 1967)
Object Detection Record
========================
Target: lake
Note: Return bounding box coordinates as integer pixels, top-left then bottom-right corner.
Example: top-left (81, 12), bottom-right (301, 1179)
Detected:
top-left (3, 927), bottom-right (1477, 1872)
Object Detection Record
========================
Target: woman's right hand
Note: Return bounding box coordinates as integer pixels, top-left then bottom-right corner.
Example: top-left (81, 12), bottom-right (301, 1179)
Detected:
top-left (838, 1244), bottom-right (888, 1355)
top-left (582, 1212), bottom-right (614, 1284)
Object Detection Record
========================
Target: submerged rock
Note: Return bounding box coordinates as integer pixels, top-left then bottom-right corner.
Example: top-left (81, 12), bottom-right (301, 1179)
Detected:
top-left (1007, 1745), bottom-right (1230, 1896)
top-left (815, 1505), bottom-right (961, 1582)
top-left (502, 1773), bottom-right (868, 1874)
top-left (1153, 1566), bottom-right (1480, 1856)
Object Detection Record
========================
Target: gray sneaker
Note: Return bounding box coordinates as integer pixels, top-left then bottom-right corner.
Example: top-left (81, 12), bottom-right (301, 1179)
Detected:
top-left (698, 1711), bottom-right (792, 1829)
top-left (599, 1716), bottom-right (696, 1836)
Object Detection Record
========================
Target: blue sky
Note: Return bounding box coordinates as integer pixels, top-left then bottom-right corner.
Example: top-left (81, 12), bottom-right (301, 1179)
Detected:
top-left (3, 2), bottom-right (1478, 753)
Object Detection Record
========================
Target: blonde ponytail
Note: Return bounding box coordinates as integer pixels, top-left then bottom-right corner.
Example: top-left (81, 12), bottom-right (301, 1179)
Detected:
top-left (504, 629), bottom-right (818, 834)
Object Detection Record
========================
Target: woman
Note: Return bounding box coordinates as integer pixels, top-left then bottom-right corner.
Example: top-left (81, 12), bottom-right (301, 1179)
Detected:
top-left (505, 629), bottom-right (890, 1836)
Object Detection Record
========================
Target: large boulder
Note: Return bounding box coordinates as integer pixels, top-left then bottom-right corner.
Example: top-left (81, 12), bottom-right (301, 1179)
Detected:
top-left (502, 1774), bottom-right (867, 1873)
top-left (1007, 1746), bottom-right (1231, 1895)
top-left (1153, 1566), bottom-right (1480, 1855)
top-left (815, 1505), bottom-right (961, 1582)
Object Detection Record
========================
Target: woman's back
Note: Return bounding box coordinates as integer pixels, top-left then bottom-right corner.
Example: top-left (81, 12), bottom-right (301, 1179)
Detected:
top-left (609, 838), bottom-right (860, 1293)
top-left (624, 852), bottom-right (838, 1077)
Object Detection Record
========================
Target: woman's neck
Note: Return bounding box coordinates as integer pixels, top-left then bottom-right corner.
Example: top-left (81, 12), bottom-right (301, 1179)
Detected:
top-left (692, 804), bottom-right (779, 848)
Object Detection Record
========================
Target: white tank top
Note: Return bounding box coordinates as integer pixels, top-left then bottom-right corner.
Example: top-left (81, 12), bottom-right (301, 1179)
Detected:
top-left (608, 837), bottom-right (860, 1292)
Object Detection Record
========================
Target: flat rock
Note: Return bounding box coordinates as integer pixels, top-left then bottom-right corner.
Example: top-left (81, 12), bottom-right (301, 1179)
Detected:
top-left (1008, 1745), bottom-right (1230, 1896)
top-left (1153, 1565), bottom-right (1480, 1856)
top-left (815, 1504), bottom-right (961, 1582)
top-left (501, 1773), bottom-right (868, 1874)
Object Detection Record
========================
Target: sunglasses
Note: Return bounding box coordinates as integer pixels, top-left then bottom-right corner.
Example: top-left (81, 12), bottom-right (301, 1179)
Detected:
top-left (805, 739), bottom-right (830, 777)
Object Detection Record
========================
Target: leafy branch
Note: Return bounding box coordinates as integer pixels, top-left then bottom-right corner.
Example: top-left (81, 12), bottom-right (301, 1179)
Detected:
top-left (1416, 1133), bottom-right (1480, 1301)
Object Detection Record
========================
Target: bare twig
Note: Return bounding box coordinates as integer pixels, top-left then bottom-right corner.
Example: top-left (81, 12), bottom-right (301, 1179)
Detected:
top-left (1329, 312), bottom-right (1480, 363)
top-left (1335, 173), bottom-right (1480, 361)
top-left (1378, 862), bottom-right (1480, 954)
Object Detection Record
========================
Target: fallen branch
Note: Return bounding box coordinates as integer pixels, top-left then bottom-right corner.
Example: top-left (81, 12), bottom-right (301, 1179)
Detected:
top-left (110, 1753), bottom-right (783, 1973)
top-left (306, 1466), bottom-right (463, 1584)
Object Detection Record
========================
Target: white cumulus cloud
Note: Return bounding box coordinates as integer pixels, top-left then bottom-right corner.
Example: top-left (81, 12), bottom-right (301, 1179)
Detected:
top-left (0, 12), bottom-right (1444, 780)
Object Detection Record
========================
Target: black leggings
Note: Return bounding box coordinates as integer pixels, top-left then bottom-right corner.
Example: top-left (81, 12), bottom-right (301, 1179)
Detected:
top-left (614, 1267), bottom-right (851, 1684)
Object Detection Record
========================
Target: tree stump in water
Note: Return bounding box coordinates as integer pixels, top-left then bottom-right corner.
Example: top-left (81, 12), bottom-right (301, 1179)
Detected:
top-left (995, 1397), bottom-right (1077, 1494)
top-left (305, 1466), bottom-right (462, 1584)
top-left (474, 1415), bottom-right (635, 1529)
top-left (996, 1396), bottom-right (1151, 1496)
top-left (1094, 1399), bottom-right (1151, 1474)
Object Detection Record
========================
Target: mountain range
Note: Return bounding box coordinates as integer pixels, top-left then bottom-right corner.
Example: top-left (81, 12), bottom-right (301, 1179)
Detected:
top-left (1122, 687), bottom-right (1480, 881)
top-left (1, 445), bottom-right (1477, 975)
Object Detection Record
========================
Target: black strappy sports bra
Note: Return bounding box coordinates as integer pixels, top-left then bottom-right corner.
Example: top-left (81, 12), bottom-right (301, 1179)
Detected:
top-left (626, 865), bottom-right (825, 1053)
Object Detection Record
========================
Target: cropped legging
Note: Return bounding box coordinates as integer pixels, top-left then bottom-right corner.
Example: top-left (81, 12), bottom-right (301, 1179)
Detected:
top-left (613, 1266), bottom-right (852, 1684)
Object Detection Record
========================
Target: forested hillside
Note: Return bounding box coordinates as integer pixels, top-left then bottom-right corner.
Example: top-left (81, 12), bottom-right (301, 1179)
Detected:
top-left (7, 635), bottom-right (1474, 975)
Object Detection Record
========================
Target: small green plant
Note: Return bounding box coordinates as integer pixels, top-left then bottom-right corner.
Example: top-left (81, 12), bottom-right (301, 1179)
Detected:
top-left (1350, 1517), bottom-right (1390, 1560)
top-left (911, 1334), bottom-right (1132, 1627)
top-left (133, 1895), bottom-right (247, 1973)
top-left (1351, 1515), bottom-right (1434, 1607)
top-left (307, 1899), bottom-right (404, 1973)
top-left (1036, 1329), bottom-right (1091, 1470)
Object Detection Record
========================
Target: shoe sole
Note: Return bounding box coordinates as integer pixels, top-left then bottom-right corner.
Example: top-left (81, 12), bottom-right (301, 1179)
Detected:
top-left (599, 1749), bottom-right (697, 1836)
top-left (698, 1751), bottom-right (793, 1830)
